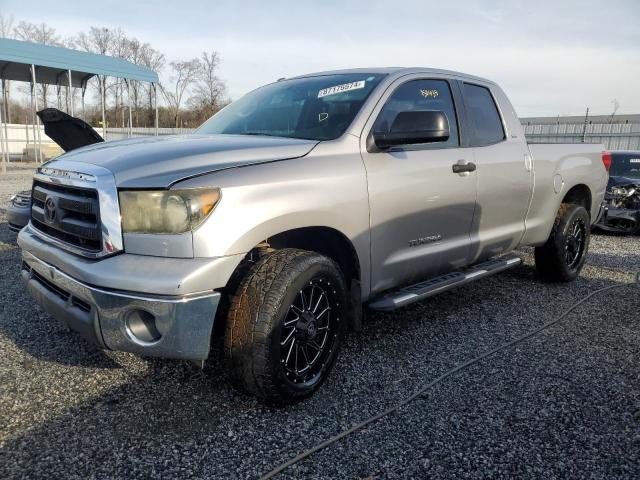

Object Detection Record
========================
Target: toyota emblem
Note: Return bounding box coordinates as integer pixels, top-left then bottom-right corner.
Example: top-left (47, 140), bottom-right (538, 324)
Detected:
top-left (44, 197), bottom-right (57, 223)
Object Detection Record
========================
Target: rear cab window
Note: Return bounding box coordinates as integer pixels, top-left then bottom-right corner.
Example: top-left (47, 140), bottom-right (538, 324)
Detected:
top-left (374, 79), bottom-right (460, 148)
top-left (610, 153), bottom-right (640, 178)
top-left (462, 83), bottom-right (505, 146)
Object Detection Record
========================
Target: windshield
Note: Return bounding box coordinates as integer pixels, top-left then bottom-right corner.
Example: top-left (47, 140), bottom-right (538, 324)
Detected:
top-left (610, 153), bottom-right (640, 178)
top-left (196, 73), bottom-right (386, 141)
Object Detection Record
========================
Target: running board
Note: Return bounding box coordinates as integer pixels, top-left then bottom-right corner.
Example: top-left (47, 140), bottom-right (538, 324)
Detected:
top-left (368, 256), bottom-right (522, 311)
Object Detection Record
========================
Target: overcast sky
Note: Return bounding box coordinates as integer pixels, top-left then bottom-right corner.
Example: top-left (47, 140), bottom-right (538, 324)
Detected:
top-left (1, 0), bottom-right (639, 117)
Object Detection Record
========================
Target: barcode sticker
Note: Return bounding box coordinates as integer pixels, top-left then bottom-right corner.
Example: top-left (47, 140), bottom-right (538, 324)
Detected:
top-left (318, 81), bottom-right (365, 98)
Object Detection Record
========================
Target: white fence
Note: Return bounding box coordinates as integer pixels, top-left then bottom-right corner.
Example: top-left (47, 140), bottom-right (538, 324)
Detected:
top-left (104, 127), bottom-right (195, 141)
top-left (0, 124), bottom-right (194, 161)
top-left (2, 123), bottom-right (58, 157)
top-left (2, 120), bottom-right (639, 162)
top-left (522, 122), bottom-right (640, 150)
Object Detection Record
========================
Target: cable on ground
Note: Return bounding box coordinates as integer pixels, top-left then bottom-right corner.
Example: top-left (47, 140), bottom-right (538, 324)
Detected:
top-left (261, 276), bottom-right (640, 479)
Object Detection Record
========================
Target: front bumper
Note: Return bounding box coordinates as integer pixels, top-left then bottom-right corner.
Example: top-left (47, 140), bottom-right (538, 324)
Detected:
top-left (21, 250), bottom-right (221, 361)
top-left (593, 201), bottom-right (606, 225)
top-left (18, 225), bottom-right (243, 296)
top-left (595, 205), bottom-right (640, 234)
top-left (17, 223), bottom-right (245, 360)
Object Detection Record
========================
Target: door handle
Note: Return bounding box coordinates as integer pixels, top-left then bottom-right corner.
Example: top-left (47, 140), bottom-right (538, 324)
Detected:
top-left (452, 162), bottom-right (476, 174)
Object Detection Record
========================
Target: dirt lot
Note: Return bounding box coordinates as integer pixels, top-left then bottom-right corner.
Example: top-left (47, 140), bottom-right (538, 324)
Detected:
top-left (1, 163), bottom-right (639, 479)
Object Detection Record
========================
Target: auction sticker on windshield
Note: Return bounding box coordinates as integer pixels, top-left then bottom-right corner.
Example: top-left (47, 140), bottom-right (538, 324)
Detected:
top-left (318, 80), bottom-right (365, 98)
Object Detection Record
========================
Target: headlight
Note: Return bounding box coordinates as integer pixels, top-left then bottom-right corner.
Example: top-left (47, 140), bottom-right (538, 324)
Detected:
top-left (610, 186), bottom-right (630, 197)
top-left (119, 188), bottom-right (221, 234)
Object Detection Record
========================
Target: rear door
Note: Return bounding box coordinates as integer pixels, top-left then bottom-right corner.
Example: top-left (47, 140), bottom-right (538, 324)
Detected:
top-left (461, 83), bottom-right (532, 262)
top-left (360, 75), bottom-right (477, 294)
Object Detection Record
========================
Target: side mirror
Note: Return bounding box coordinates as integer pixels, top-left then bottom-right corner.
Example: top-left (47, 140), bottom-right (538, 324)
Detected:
top-left (372, 110), bottom-right (450, 150)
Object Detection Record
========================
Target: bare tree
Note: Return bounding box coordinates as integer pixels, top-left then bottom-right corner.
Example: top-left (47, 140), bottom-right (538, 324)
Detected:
top-left (14, 20), bottom-right (61, 45)
top-left (73, 27), bottom-right (121, 127)
top-left (163, 58), bottom-right (201, 127)
top-left (74, 26), bottom-right (115, 55)
top-left (0, 13), bottom-right (14, 37)
top-left (140, 46), bottom-right (165, 126)
top-left (1, 16), bottom-right (228, 129)
top-left (73, 27), bottom-right (167, 128)
top-left (126, 38), bottom-right (144, 126)
top-left (189, 51), bottom-right (228, 121)
top-left (124, 38), bottom-right (162, 127)
top-left (118, 41), bottom-right (166, 127)
top-left (110, 29), bottom-right (130, 127)
top-left (14, 21), bottom-right (62, 108)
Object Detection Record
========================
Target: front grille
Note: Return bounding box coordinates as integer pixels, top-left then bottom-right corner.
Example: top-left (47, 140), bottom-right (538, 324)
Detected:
top-left (30, 179), bottom-right (102, 252)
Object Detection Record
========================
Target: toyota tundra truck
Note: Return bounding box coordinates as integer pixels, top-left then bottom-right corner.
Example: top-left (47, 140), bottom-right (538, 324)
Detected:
top-left (17, 68), bottom-right (609, 403)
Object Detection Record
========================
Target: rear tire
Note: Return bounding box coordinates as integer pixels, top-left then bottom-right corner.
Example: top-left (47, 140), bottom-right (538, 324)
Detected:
top-left (535, 203), bottom-right (590, 282)
top-left (224, 248), bottom-right (347, 404)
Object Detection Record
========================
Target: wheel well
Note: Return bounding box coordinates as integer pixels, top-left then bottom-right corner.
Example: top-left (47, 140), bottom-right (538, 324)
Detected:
top-left (265, 227), bottom-right (360, 284)
top-left (562, 184), bottom-right (592, 214)
top-left (214, 227), bottom-right (363, 335)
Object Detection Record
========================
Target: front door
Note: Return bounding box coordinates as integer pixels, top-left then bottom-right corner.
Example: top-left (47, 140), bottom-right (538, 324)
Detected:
top-left (360, 77), bottom-right (478, 294)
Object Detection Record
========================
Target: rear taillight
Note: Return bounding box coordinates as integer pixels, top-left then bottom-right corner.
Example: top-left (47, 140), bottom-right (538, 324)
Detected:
top-left (602, 151), bottom-right (612, 171)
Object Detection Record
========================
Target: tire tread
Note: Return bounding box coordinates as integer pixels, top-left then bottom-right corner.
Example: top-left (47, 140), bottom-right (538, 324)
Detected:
top-left (224, 248), bottom-right (345, 403)
top-left (534, 203), bottom-right (590, 282)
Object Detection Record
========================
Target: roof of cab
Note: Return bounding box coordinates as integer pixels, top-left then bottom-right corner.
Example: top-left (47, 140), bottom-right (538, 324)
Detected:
top-left (287, 67), bottom-right (496, 85)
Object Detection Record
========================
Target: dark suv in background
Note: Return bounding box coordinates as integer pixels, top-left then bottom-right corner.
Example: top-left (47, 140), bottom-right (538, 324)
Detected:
top-left (596, 150), bottom-right (640, 235)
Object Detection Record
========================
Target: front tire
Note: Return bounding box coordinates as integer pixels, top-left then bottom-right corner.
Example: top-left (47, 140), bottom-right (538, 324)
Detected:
top-left (535, 203), bottom-right (590, 282)
top-left (224, 248), bottom-right (347, 404)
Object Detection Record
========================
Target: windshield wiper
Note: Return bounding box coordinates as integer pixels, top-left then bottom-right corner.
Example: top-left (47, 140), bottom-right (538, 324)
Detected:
top-left (239, 132), bottom-right (319, 141)
top-left (242, 132), bottom-right (287, 138)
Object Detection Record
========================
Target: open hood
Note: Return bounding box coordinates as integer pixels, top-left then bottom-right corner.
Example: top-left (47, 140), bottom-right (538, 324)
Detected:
top-left (37, 108), bottom-right (104, 152)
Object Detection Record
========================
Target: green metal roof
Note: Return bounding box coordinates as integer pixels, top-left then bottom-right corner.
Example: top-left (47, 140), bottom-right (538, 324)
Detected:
top-left (0, 37), bottom-right (159, 86)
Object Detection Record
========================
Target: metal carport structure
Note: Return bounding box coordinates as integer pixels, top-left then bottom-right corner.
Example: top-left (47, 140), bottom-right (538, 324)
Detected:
top-left (0, 37), bottom-right (160, 174)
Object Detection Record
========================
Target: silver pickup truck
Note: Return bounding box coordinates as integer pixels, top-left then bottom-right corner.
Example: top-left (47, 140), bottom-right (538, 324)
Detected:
top-left (18, 68), bottom-right (608, 403)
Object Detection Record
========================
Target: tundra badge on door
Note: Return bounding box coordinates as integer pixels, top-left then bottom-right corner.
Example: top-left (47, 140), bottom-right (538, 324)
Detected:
top-left (408, 234), bottom-right (443, 247)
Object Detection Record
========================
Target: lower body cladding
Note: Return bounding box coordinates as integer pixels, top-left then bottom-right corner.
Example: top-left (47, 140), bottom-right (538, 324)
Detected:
top-left (21, 250), bottom-right (220, 361)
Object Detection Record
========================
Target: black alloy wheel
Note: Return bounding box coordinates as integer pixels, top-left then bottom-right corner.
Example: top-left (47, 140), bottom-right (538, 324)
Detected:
top-left (565, 216), bottom-right (587, 269)
top-left (535, 203), bottom-right (591, 282)
top-left (224, 248), bottom-right (347, 404)
top-left (280, 278), bottom-right (340, 385)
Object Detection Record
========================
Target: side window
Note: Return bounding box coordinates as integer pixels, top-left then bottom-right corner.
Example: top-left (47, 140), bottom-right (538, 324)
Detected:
top-left (374, 79), bottom-right (459, 148)
top-left (462, 83), bottom-right (505, 146)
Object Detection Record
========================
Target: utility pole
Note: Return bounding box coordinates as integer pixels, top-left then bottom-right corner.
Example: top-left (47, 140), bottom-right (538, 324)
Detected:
top-left (581, 107), bottom-right (589, 143)
top-left (0, 94), bottom-right (6, 175)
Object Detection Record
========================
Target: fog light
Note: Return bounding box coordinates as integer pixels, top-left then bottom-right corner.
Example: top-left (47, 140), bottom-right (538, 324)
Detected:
top-left (125, 309), bottom-right (161, 344)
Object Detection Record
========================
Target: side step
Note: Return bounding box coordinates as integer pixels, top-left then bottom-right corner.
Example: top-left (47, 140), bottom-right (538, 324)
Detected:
top-left (368, 256), bottom-right (522, 311)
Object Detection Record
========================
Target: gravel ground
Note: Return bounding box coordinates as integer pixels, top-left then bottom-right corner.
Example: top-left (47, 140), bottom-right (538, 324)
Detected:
top-left (0, 164), bottom-right (639, 479)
